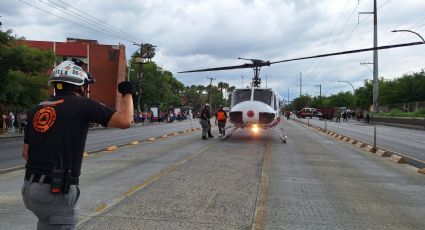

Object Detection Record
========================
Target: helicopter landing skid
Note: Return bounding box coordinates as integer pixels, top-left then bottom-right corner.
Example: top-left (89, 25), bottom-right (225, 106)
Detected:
top-left (269, 126), bottom-right (287, 143)
top-left (221, 126), bottom-right (240, 140)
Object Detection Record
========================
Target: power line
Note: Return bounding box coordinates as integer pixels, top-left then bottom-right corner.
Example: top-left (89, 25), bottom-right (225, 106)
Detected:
top-left (302, 0), bottom-right (353, 77)
top-left (310, 0), bottom-right (392, 80)
top-left (38, 0), bottom-right (139, 43)
top-left (18, 0), bottom-right (129, 42)
top-left (305, 0), bottom-right (361, 78)
top-left (19, 0), bottom-right (177, 66)
top-left (48, 0), bottom-right (175, 65)
top-left (53, 0), bottom-right (141, 42)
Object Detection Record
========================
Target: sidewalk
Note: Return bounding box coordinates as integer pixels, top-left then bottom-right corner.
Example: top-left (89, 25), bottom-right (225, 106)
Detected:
top-left (0, 119), bottom-right (198, 139)
top-left (0, 130), bottom-right (24, 139)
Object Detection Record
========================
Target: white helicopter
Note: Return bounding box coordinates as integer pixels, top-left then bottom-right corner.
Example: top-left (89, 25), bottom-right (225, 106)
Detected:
top-left (178, 38), bottom-right (425, 143)
top-left (180, 58), bottom-right (288, 143)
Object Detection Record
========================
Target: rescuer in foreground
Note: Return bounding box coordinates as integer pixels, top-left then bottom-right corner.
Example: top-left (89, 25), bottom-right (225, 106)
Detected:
top-left (21, 59), bottom-right (134, 229)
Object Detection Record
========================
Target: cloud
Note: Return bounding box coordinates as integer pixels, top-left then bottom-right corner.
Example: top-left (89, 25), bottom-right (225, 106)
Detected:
top-left (1, 0), bottom-right (424, 99)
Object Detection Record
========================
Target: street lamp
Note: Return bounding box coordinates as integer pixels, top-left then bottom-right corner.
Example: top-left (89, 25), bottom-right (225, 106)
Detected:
top-left (338, 80), bottom-right (356, 109)
top-left (338, 81), bottom-right (355, 93)
top-left (391, 29), bottom-right (425, 43)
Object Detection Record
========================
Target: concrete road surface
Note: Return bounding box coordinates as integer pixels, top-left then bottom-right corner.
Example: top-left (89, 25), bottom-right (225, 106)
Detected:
top-left (300, 117), bottom-right (425, 162)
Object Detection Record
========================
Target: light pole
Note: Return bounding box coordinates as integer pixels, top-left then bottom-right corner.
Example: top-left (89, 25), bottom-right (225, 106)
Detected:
top-left (314, 84), bottom-right (322, 98)
top-left (338, 81), bottom-right (355, 93)
top-left (338, 80), bottom-right (356, 109)
top-left (391, 29), bottom-right (425, 43)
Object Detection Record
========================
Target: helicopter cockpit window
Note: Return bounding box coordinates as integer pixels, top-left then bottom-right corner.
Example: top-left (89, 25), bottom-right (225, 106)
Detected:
top-left (233, 89), bottom-right (251, 105)
top-left (254, 89), bottom-right (273, 105)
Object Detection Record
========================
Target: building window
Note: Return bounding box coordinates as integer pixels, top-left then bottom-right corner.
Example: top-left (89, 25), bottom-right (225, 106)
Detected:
top-left (108, 50), bottom-right (116, 61)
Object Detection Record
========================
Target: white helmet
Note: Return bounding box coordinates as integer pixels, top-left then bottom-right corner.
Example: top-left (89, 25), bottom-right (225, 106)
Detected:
top-left (49, 60), bottom-right (94, 86)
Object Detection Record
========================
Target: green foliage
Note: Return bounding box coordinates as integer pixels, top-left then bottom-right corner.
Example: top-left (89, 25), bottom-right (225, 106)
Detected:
top-left (0, 29), bottom-right (54, 108)
top-left (375, 109), bottom-right (425, 118)
top-left (288, 70), bottom-right (425, 117)
top-left (292, 95), bottom-right (312, 111)
top-left (128, 59), bottom-right (185, 111)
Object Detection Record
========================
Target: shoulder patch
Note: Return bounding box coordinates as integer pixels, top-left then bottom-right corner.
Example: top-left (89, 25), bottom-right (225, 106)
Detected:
top-left (33, 107), bottom-right (57, 133)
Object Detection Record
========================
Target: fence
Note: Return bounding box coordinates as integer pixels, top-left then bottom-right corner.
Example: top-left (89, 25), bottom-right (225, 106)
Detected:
top-left (380, 101), bottom-right (425, 112)
top-left (0, 104), bottom-right (28, 135)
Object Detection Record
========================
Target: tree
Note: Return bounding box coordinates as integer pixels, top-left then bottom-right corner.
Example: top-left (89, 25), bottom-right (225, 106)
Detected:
top-left (128, 58), bottom-right (185, 112)
top-left (0, 29), bottom-right (55, 108)
top-left (292, 95), bottom-right (312, 111)
top-left (354, 80), bottom-right (373, 110)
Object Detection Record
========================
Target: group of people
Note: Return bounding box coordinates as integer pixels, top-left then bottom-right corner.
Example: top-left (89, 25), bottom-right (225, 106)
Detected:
top-left (0, 112), bottom-right (28, 134)
top-left (334, 111), bottom-right (353, 122)
top-left (199, 104), bottom-right (228, 139)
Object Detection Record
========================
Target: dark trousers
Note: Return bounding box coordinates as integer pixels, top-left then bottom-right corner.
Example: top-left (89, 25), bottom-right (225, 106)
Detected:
top-left (199, 119), bottom-right (211, 137)
top-left (218, 121), bottom-right (226, 135)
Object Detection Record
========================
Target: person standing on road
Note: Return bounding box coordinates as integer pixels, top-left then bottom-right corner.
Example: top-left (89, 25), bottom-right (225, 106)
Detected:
top-left (336, 112), bottom-right (341, 123)
top-left (199, 104), bottom-right (213, 139)
top-left (9, 112), bottom-right (15, 131)
top-left (21, 60), bottom-right (134, 230)
top-left (285, 110), bottom-right (291, 120)
top-left (215, 105), bottom-right (228, 137)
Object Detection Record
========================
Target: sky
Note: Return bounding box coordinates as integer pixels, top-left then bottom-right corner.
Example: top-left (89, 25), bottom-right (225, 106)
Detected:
top-left (1, 0), bottom-right (424, 101)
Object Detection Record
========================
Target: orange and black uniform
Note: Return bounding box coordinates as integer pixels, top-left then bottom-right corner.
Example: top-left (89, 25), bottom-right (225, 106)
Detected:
top-left (23, 91), bottom-right (115, 228)
top-left (215, 108), bottom-right (227, 136)
top-left (24, 91), bottom-right (115, 177)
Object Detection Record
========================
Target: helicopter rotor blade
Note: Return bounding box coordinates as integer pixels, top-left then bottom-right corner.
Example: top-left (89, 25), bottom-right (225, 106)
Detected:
top-left (269, 41), bottom-right (424, 65)
top-left (177, 41), bottom-right (424, 74)
top-left (178, 63), bottom-right (255, 73)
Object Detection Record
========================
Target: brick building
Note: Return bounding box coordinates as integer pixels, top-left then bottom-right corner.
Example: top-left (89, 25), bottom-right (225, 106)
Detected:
top-left (22, 38), bottom-right (127, 109)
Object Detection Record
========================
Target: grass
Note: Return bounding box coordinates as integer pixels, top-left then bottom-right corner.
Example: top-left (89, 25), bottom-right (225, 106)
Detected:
top-left (374, 109), bottom-right (425, 118)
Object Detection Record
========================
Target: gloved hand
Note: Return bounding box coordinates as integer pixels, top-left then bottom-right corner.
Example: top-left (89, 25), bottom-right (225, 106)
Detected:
top-left (118, 81), bottom-right (134, 96)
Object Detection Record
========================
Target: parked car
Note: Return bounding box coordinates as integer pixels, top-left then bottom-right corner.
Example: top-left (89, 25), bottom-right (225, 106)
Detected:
top-left (297, 107), bottom-right (316, 118)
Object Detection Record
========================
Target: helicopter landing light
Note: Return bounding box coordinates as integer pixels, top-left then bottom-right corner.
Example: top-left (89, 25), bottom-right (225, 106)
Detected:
top-left (247, 110), bottom-right (255, 118)
top-left (252, 124), bottom-right (259, 133)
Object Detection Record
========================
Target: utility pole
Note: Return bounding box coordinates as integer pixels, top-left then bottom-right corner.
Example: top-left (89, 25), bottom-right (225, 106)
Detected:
top-left (314, 84), bottom-right (322, 98)
top-left (207, 77), bottom-right (215, 111)
top-left (132, 43), bottom-right (156, 112)
top-left (287, 88), bottom-right (290, 107)
top-left (359, 0), bottom-right (379, 112)
top-left (297, 72), bottom-right (302, 97)
top-left (372, 0), bottom-right (379, 113)
top-left (133, 43), bottom-right (144, 112)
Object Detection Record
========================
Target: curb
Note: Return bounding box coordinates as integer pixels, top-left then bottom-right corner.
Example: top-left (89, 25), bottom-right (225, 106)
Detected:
top-left (0, 127), bottom-right (201, 175)
top-left (294, 119), bottom-right (425, 174)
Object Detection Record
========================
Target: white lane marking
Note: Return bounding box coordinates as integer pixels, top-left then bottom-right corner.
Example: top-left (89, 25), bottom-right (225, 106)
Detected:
top-left (415, 139), bottom-right (425, 143)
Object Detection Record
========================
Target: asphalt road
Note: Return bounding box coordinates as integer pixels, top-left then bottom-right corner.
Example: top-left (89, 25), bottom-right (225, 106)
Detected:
top-left (1, 119), bottom-right (424, 229)
top-left (296, 117), bottom-right (425, 162)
